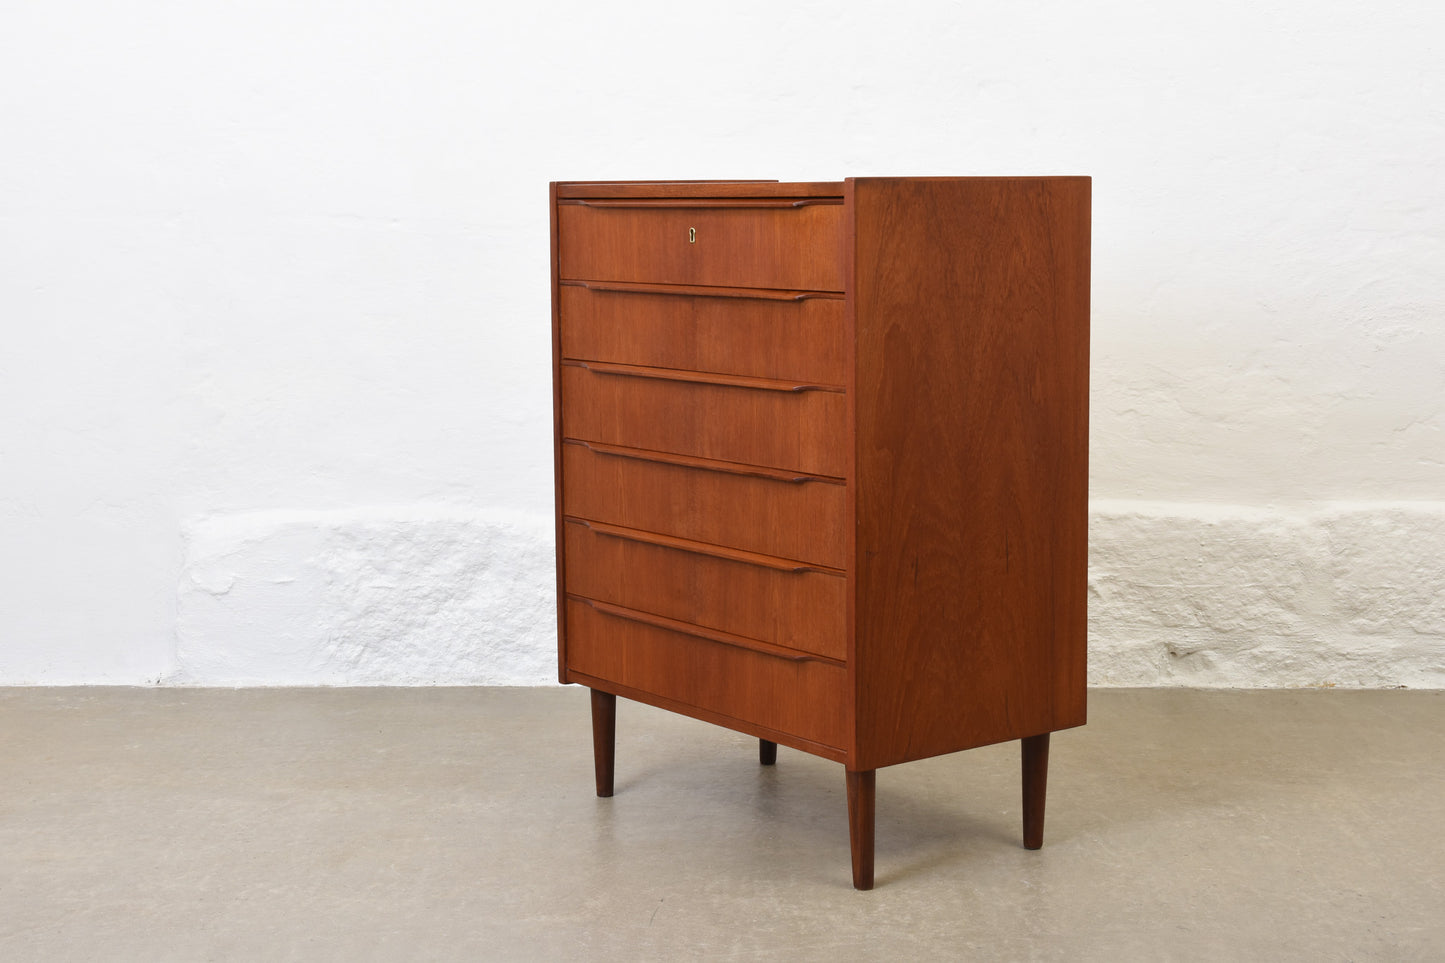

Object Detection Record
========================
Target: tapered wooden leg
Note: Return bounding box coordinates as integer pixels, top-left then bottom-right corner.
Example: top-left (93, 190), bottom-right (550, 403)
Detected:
top-left (846, 768), bottom-right (876, 890)
top-left (591, 689), bottom-right (616, 798)
top-left (759, 739), bottom-right (778, 766)
top-left (1022, 732), bottom-right (1050, 850)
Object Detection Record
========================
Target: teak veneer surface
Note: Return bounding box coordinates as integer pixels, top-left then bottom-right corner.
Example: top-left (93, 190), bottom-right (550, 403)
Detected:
top-left (558, 282), bottom-right (846, 384)
top-left (560, 441), bottom-right (848, 570)
top-left (564, 518), bottom-right (847, 661)
top-left (849, 176), bottom-right (1090, 768)
top-left (551, 176), bottom-right (1090, 889)
top-left (565, 600), bottom-right (848, 750)
top-left (556, 181), bottom-right (844, 199)
top-left (560, 364), bottom-right (848, 478)
top-left (558, 202), bottom-right (846, 292)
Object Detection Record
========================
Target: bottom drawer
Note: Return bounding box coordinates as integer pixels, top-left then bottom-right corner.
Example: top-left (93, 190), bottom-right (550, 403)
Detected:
top-left (565, 599), bottom-right (847, 751)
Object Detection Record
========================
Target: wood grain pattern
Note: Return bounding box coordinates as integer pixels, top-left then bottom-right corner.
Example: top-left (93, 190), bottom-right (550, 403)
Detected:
top-left (560, 364), bottom-right (848, 477)
top-left (562, 278), bottom-right (842, 300)
top-left (562, 359), bottom-right (839, 394)
top-left (565, 599), bottom-right (848, 750)
top-left (567, 517), bottom-right (842, 574)
top-left (572, 672), bottom-right (848, 764)
top-left (558, 283), bottom-right (846, 384)
top-left (569, 596), bottom-right (840, 665)
top-left (566, 439), bottom-right (839, 485)
top-left (558, 202), bottom-right (846, 291)
top-left (557, 181), bottom-right (842, 200)
top-left (564, 518), bottom-right (847, 661)
top-left (566, 198), bottom-right (840, 209)
top-left (561, 441), bottom-right (847, 569)
top-left (850, 176), bottom-right (1091, 769)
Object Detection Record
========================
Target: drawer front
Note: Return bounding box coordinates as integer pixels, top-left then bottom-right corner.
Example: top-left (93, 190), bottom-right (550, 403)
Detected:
top-left (565, 599), bottom-right (847, 749)
top-left (561, 442), bottom-right (846, 569)
top-left (565, 519), bottom-right (846, 661)
top-left (558, 284), bottom-right (846, 385)
top-left (557, 202), bottom-right (846, 291)
top-left (561, 364), bottom-right (847, 478)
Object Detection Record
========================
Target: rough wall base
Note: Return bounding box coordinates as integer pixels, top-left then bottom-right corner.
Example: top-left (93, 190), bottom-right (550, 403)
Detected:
top-left (174, 502), bottom-right (1444, 687)
top-left (1090, 501), bottom-right (1444, 687)
top-left (175, 508), bottom-right (556, 685)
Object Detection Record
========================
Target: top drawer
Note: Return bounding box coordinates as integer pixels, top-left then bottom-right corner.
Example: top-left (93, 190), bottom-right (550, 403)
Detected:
top-left (557, 200), bottom-right (846, 292)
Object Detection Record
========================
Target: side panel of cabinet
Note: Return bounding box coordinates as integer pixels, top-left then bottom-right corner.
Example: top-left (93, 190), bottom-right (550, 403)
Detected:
top-left (850, 177), bottom-right (1091, 769)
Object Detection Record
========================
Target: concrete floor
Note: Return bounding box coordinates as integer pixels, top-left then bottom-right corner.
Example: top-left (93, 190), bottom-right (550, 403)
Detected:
top-left (0, 688), bottom-right (1440, 961)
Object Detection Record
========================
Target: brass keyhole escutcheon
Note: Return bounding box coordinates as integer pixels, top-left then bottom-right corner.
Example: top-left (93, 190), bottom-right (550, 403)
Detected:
top-left (688, 227), bottom-right (696, 244)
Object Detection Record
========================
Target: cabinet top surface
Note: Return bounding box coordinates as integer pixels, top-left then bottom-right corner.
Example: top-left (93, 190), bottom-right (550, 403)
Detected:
top-left (555, 181), bottom-right (845, 199)
top-left (553, 177), bottom-right (1090, 201)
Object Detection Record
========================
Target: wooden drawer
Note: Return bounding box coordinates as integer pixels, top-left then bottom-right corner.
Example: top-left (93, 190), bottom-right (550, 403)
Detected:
top-left (558, 283), bottom-right (846, 385)
top-left (565, 598), bottom-right (847, 750)
top-left (560, 362), bottom-right (847, 478)
top-left (561, 441), bottom-right (846, 570)
top-left (557, 200), bottom-right (845, 291)
top-left (564, 518), bottom-right (846, 662)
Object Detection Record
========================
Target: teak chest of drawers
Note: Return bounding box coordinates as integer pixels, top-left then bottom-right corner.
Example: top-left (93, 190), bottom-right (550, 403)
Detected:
top-left (550, 176), bottom-right (1090, 889)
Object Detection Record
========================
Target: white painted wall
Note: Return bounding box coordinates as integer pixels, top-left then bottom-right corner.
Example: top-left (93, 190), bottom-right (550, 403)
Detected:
top-left (2, 1), bottom-right (1441, 686)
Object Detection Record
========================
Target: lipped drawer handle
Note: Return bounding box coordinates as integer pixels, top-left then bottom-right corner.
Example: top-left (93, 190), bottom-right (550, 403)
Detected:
top-left (569, 595), bottom-right (844, 666)
top-left (561, 359), bottom-right (842, 394)
top-left (559, 198), bottom-right (841, 209)
top-left (562, 439), bottom-right (844, 486)
top-left (559, 279), bottom-right (842, 302)
top-left (567, 517), bottom-right (843, 576)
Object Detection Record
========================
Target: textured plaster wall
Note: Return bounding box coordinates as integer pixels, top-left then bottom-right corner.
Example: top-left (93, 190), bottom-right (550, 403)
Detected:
top-left (1090, 504), bottom-right (1444, 687)
top-left (176, 509), bottom-right (554, 685)
top-left (2, 1), bottom-right (1442, 686)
